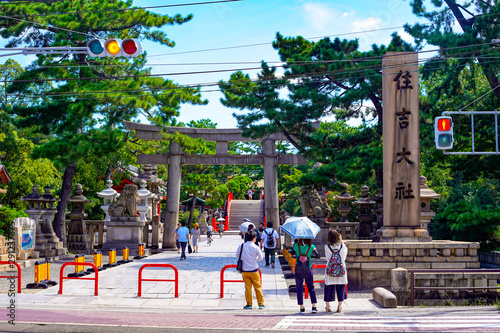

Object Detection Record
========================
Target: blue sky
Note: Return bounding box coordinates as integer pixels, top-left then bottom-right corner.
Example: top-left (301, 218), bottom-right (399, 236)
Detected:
top-left (3, 0), bottom-right (428, 128)
top-left (132, 0), bottom-right (424, 128)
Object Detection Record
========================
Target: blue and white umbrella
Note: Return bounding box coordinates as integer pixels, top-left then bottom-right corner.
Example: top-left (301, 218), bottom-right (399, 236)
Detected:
top-left (281, 216), bottom-right (321, 239)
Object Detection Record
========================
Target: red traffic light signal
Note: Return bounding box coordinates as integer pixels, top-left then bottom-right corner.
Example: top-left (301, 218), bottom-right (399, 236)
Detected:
top-left (437, 118), bottom-right (451, 131)
top-left (435, 116), bottom-right (454, 150)
top-left (87, 38), bottom-right (142, 58)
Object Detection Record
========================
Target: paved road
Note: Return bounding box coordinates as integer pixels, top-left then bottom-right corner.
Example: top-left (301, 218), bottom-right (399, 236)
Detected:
top-left (0, 234), bottom-right (498, 332)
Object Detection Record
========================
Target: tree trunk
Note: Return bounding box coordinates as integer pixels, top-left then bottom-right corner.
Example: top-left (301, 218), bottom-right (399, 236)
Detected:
top-left (444, 0), bottom-right (500, 101)
top-left (53, 161), bottom-right (76, 247)
top-left (104, 163), bottom-right (113, 182)
top-left (188, 194), bottom-right (197, 227)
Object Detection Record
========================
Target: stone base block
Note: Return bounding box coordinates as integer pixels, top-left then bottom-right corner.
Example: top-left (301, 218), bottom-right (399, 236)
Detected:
top-left (372, 287), bottom-right (397, 308)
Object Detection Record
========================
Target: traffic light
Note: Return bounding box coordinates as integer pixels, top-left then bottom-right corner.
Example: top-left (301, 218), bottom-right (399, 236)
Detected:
top-left (87, 38), bottom-right (142, 57)
top-left (435, 116), bottom-right (454, 149)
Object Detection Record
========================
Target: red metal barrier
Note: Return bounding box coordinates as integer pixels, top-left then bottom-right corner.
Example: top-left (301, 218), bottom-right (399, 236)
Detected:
top-left (304, 264), bottom-right (347, 299)
top-left (138, 263), bottom-right (178, 297)
top-left (0, 261), bottom-right (21, 293)
top-left (220, 264), bottom-right (262, 298)
top-left (59, 262), bottom-right (99, 296)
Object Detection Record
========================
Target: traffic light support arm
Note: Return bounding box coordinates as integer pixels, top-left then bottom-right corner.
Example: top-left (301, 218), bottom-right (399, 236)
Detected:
top-left (441, 110), bottom-right (499, 155)
top-left (0, 47), bottom-right (88, 56)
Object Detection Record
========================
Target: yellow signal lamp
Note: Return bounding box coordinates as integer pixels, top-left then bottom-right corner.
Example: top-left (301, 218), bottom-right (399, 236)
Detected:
top-left (105, 38), bottom-right (122, 57)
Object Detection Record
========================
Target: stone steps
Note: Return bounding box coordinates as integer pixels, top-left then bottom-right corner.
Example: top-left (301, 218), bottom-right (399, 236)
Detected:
top-left (228, 200), bottom-right (262, 230)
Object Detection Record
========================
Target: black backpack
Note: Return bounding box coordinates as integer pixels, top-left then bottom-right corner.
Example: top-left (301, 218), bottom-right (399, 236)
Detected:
top-left (264, 230), bottom-right (275, 248)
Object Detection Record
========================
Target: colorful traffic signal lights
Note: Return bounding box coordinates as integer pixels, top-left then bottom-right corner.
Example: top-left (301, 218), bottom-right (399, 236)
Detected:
top-left (87, 38), bottom-right (142, 58)
top-left (435, 116), bottom-right (454, 149)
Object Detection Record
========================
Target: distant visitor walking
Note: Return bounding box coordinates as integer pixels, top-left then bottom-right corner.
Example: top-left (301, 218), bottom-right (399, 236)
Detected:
top-left (235, 230), bottom-right (264, 309)
top-left (247, 189), bottom-right (253, 200)
top-left (261, 222), bottom-right (279, 268)
top-left (176, 221), bottom-right (190, 260)
top-left (191, 223), bottom-right (201, 253)
top-left (324, 229), bottom-right (348, 313)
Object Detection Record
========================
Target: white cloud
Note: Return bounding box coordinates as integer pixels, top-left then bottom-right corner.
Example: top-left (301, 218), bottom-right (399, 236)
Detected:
top-left (350, 17), bottom-right (382, 33)
top-left (303, 3), bottom-right (336, 30)
top-left (397, 29), bottom-right (414, 43)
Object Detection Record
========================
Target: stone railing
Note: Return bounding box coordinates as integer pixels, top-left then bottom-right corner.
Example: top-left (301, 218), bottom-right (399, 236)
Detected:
top-left (344, 240), bottom-right (481, 290)
top-left (66, 220), bottom-right (163, 250)
top-left (326, 222), bottom-right (359, 240)
top-left (391, 267), bottom-right (500, 306)
top-left (478, 250), bottom-right (500, 268)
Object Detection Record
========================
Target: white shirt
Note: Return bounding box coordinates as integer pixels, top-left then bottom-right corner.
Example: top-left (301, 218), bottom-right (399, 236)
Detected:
top-left (324, 243), bottom-right (348, 285)
top-left (235, 241), bottom-right (263, 271)
top-left (261, 228), bottom-right (279, 249)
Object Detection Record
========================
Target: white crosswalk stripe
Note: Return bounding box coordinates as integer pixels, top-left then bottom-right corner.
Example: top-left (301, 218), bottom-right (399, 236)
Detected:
top-left (273, 315), bottom-right (500, 330)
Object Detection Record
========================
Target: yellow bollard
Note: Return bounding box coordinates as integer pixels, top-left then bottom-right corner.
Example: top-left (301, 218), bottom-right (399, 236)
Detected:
top-left (118, 247), bottom-right (133, 264)
top-left (104, 248), bottom-right (118, 268)
top-left (27, 259), bottom-right (57, 289)
top-left (68, 255), bottom-right (87, 277)
top-left (87, 251), bottom-right (105, 273)
top-left (134, 243), bottom-right (147, 259)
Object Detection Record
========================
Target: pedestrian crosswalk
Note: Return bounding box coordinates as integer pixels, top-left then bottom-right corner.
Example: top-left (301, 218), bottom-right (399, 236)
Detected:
top-left (273, 315), bottom-right (500, 331)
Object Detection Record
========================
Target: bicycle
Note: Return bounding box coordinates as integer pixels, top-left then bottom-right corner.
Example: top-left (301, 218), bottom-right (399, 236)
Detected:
top-left (207, 232), bottom-right (213, 246)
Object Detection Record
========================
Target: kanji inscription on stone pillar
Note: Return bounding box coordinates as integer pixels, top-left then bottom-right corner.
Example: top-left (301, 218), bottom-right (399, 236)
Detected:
top-left (382, 52), bottom-right (420, 228)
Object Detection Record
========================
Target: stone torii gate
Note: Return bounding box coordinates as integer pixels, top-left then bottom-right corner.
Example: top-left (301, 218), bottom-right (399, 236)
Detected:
top-left (124, 121), bottom-right (307, 249)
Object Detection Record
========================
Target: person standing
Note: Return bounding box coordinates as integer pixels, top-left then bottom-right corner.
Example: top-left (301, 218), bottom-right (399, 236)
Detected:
top-left (324, 230), bottom-right (348, 313)
top-left (292, 238), bottom-right (321, 314)
top-left (261, 222), bottom-right (279, 268)
top-left (191, 223), bottom-right (201, 253)
top-left (248, 223), bottom-right (261, 247)
top-left (247, 189), bottom-right (253, 200)
top-left (235, 230), bottom-right (265, 309)
top-left (176, 221), bottom-right (190, 260)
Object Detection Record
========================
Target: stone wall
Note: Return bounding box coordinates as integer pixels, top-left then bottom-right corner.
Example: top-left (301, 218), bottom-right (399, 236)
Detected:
top-left (391, 267), bottom-right (500, 306)
top-left (345, 240), bottom-right (480, 290)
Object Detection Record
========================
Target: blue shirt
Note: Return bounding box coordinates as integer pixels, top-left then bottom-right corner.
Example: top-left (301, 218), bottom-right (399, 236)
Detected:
top-left (176, 226), bottom-right (190, 242)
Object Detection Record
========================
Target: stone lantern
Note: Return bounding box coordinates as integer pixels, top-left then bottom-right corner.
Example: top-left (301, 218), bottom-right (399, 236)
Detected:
top-left (137, 180), bottom-right (154, 222)
top-left (22, 185), bottom-right (66, 258)
top-left (334, 183), bottom-right (355, 222)
top-left (97, 179), bottom-right (119, 222)
top-left (353, 186), bottom-right (375, 239)
top-left (420, 176), bottom-right (441, 231)
top-left (67, 184), bottom-right (93, 253)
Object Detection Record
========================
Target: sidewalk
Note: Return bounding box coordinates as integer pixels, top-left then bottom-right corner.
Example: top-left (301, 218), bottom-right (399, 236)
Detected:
top-left (1, 234), bottom-right (379, 311)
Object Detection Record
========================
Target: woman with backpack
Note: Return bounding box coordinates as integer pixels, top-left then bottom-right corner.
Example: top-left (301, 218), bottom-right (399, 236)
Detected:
top-left (324, 229), bottom-right (348, 313)
top-left (292, 238), bottom-right (321, 314)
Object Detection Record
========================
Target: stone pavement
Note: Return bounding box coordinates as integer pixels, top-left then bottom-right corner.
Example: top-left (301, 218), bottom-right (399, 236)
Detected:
top-left (1, 234), bottom-right (499, 332)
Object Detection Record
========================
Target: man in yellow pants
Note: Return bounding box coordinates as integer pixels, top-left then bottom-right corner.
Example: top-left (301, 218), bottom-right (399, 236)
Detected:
top-left (235, 230), bottom-right (264, 309)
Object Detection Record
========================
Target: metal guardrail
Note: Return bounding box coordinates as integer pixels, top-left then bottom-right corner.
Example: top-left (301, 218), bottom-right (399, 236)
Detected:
top-left (59, 262), bottom-right (99, 296)
top-left (220, 264), bottom-right (262, 299)
top-left (0, 261), bottom-right (21, 293)
top-left (408, 269), bottom-right (500, 306)
top-left (138, 263), bottom-right (178, 297)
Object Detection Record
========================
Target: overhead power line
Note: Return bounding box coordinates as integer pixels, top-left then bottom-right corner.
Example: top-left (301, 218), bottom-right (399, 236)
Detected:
top-left (6, 51), bottom-right (500, 102)
top-left (1, 41), bottom-right (498, 84)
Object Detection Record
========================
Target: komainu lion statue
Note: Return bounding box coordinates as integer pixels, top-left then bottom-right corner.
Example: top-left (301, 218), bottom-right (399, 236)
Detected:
top-left (109, 184), bottom-right (140, 217)
top-left (299, 186), bottom-right (332, 218)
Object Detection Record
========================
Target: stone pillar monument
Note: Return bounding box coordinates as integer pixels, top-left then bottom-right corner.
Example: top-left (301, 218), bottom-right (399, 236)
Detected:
top-left (162, 141), bottom-right (182, 250)
top-left (378, 52), bottom-right (430, 242)
top-left (263, 139), bottom-right (279, 231)
top-left (67, 184), bottom-right (93, 253)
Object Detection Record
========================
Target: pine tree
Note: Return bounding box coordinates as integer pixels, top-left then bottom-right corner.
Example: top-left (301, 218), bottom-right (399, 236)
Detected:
top-left (0, 1), bottom-right (206, 246)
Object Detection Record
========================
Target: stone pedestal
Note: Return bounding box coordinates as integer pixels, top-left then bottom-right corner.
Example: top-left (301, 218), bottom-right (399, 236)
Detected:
top-left (103, 216), bottom-right (145, 256)
top-left (376, 227), bottom-right (432, 242)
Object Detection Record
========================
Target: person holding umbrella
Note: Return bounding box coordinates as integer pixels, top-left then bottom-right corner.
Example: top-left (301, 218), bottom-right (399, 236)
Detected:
top-left (281, 216), bottom-right (321, 314)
